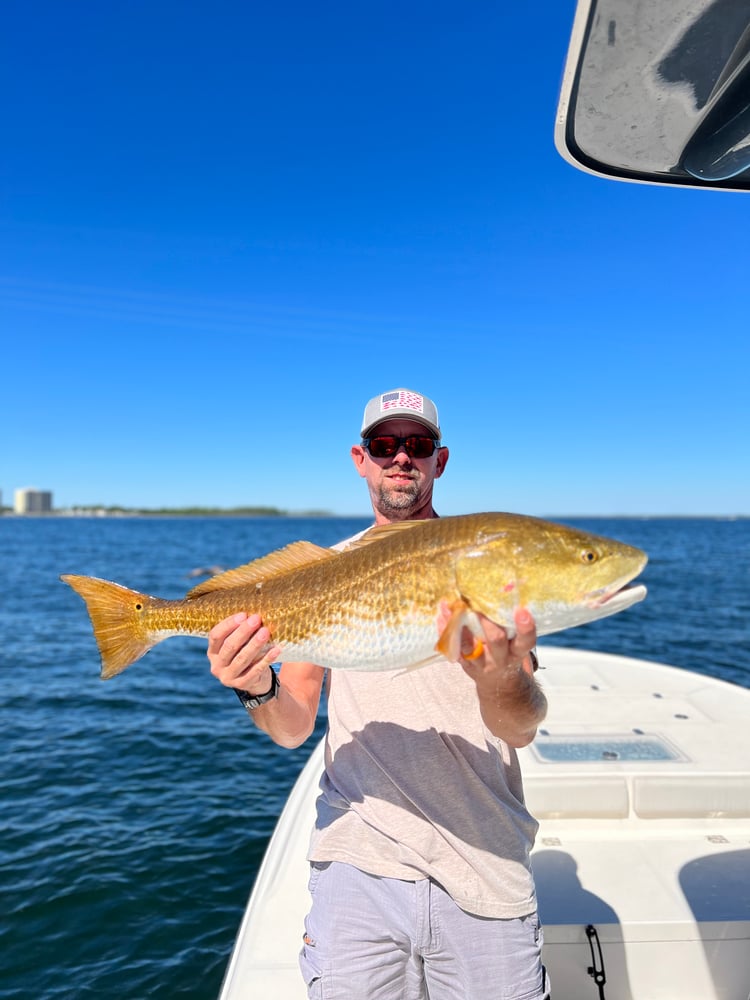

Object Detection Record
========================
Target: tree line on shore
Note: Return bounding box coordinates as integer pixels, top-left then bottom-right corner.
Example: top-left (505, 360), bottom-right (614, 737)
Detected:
top-left (3, 505), bottom-right (335, 517)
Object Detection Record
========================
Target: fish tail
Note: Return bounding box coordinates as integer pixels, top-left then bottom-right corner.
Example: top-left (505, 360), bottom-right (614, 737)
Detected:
top-left (61, 574), bottom-right (158, 679)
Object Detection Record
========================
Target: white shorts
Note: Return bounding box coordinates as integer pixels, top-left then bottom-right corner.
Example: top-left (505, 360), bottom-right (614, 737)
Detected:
top-left (299, 861), bottom-right (550, 1000)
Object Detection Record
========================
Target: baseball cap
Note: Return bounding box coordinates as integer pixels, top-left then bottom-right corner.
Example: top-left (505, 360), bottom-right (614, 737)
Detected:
top-left (360, 388), bottom-right (441, 440)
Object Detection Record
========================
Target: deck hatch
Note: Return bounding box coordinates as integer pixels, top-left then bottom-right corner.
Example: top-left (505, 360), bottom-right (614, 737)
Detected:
top-left (532, 734), bottom-right (684, 763)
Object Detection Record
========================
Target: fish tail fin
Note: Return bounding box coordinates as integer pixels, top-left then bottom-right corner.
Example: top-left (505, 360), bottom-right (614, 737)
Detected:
top-left (61, 574), bottom-right (158, 679)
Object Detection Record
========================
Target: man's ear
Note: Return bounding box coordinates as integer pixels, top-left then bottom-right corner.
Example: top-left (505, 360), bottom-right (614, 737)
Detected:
top-left (351, 444), bottom-right (367, 478)
top-left (435, 447), bottom-right (449, 479)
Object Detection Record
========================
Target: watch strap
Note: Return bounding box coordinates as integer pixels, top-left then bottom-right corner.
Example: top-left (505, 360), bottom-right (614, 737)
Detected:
top-left (235, 669), bottom-right (280, 712)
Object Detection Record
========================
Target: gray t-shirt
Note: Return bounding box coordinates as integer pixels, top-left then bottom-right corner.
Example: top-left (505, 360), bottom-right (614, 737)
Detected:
top-left (307, 530), bottom-right (538, 918)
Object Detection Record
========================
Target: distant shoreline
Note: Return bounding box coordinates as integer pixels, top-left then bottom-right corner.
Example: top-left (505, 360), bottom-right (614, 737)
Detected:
top-left (0, 506), bottom-right (347, 519)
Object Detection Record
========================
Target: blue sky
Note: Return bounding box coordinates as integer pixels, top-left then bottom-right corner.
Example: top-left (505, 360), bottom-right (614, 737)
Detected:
top-left (2, 1), bottom-right (747, 517)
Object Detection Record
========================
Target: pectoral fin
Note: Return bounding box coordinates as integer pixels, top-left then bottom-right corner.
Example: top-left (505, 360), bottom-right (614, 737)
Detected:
top-left (435, 599), bottom-right (483, 662)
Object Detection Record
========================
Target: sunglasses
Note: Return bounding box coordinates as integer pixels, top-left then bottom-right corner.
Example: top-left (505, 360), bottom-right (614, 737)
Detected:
top-left (362, 435), bottom-right (441, 459)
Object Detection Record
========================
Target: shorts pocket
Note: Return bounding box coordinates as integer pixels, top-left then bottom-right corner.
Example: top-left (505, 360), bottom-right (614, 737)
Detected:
top-left (299, 934), bottom-right (323, 999)
top-left (299, 863), bottom-right (328, 996)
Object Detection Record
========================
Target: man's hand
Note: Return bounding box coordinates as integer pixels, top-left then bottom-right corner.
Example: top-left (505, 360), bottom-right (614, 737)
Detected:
top-left (457, 607), bottom-right (538, 689)
top-left (207, 612), bottom-right (282, 694)
top-left (437, 603), bottom-right (546, 747)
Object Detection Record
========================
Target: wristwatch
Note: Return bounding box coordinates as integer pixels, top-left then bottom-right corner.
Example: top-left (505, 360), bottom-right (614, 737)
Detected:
top-left (234, 669), bottom-right (280, 713)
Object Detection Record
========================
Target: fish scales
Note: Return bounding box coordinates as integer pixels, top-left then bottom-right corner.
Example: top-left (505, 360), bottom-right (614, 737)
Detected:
top-left (61, 512), bottom-right (648, 679)
top-left (190, 522), bottom-right (462, 665)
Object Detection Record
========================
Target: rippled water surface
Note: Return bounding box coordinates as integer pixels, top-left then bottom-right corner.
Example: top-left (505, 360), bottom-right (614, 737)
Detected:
top-left (1, 516), bottom-right (748, 998)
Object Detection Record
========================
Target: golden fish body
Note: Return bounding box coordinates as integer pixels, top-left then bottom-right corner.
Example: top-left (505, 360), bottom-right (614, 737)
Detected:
top-left (61, 512), bottom-right (648, 680)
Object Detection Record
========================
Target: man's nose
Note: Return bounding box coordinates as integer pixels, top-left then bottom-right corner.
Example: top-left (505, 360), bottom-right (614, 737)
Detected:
top-left (392, 446), bottom-right (412, 464)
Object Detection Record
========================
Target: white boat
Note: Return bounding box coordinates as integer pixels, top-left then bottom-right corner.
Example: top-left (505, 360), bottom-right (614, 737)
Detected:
top-left (218, 647), bottom-right (750, 999)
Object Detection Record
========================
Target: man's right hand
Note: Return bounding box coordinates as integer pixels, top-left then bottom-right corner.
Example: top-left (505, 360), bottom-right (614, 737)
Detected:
top-left (207, 612), bottom-right (282, 694)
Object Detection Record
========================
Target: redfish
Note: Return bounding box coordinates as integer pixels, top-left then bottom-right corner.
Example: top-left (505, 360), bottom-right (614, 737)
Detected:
top-left (62, 512), bottom-right (647, 679)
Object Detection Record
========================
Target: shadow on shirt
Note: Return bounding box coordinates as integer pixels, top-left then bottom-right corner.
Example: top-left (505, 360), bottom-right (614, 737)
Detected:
top-left (315, 719), bottom-right (535, 857)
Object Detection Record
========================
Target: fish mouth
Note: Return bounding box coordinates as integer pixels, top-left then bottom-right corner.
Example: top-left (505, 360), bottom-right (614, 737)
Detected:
top-left (588, 582), bottom-right (648, 614)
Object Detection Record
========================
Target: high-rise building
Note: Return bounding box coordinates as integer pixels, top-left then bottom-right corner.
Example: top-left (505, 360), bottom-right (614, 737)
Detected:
top-left (14, 488), bottom-right (53, 514)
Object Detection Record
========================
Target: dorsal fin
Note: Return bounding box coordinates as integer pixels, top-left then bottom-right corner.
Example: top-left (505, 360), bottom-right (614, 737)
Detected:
top-left (345, 519), bottom-right (425, 551)
top-left (186, 541), bottom-right (337, 597)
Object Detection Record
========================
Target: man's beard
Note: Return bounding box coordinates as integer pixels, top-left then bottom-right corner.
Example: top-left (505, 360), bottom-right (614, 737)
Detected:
top-left (376, 477), bottom-right (421, 514)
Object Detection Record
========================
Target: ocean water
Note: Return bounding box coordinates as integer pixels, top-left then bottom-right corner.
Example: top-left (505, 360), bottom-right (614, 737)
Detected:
top-left (2, 515), bottom-right (748, 999)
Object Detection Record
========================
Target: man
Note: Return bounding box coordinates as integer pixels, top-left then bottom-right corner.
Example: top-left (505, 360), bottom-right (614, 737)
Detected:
top-left (208, 388), bottom-right (549, 1000)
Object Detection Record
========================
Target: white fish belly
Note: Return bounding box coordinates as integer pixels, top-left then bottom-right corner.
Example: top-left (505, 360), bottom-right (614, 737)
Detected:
top-left (279, 615), bottom-right (439, 671)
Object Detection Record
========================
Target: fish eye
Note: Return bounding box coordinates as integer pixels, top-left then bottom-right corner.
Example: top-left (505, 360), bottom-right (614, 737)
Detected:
top-left (581, 550), bottom-right (598, 564)
top-left (135, 602), bottom-right (143, 610)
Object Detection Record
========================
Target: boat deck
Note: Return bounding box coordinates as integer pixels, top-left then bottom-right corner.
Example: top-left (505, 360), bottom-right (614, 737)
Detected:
top-left (219, 647), bottom-right (750, 1000)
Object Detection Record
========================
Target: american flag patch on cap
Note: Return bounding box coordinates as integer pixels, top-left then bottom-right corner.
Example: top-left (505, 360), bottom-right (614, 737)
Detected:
top-left (380, 390), bottom-right (424, 414)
